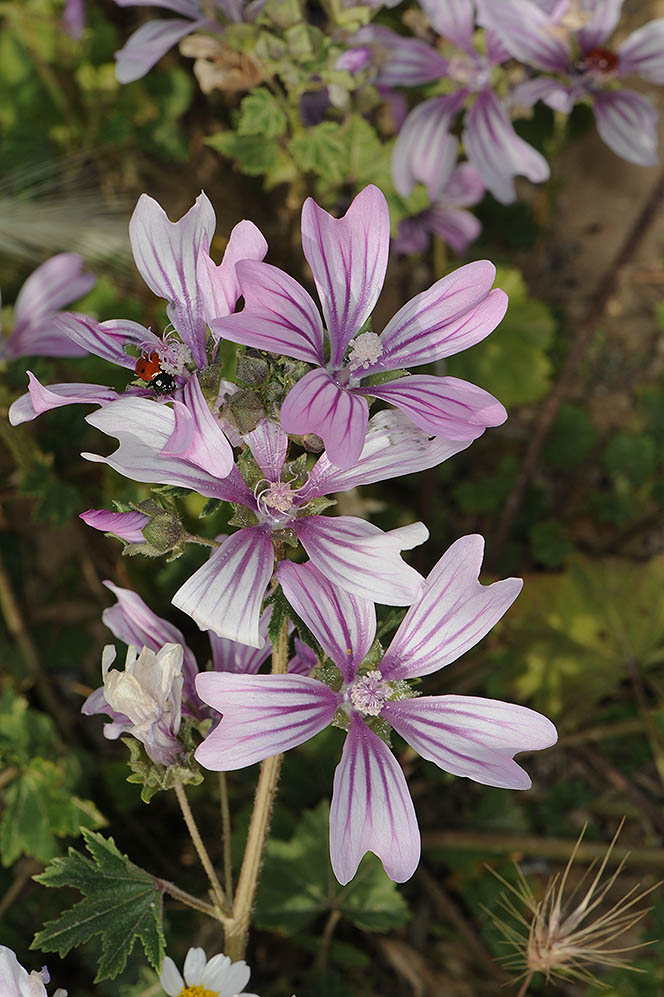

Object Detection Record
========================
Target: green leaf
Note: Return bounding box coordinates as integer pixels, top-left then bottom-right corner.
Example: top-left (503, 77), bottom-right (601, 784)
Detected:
top-left (543, 403), bottom-right (599, 469)
top-left (0, 759), bottom-right (104, 865)
top-left (206, 130), bottom-right (285, 176)
top-left (33, 829), bottom-right (165, 981)
top-left (238, 88), bottom-right (287, 139)
top-left (288, 122), bottom-right (346, 182)
top-left (254, 802), bottom-right (410, 934)
top-left (448, 266), bottom-right (555, 407)
top-left (604, 431), bottom-right (656, 488)
top-left (529, 520), bottom-right (574, 569)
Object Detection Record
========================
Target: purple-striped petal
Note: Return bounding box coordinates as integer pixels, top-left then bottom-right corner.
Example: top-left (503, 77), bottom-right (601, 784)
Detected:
top-left (114, 0), bottom-right (202, 14)
top-left (129, 191), bottom-right (216, 366)
top-left (212, 260), bottom-right (325, 364)
top-left (277, 560), bottom-right (376, 682)
top-left (115, 17), bottom-right (207, 84)
top-left (9, 254), bottom-right (96, 357)
top-left (618, 18), bottom-right (664, 84)
top-left (101, 580), bottom-right (199, 696)
top-left (301, 186), bottom-right (389, 367)
top-left (161, 376), bottom-right (233, 478)
top-left (330, 715), bottom-right (420, 884)
top-left (301, 410), bottom-right (472, 499)
top-left (50, 313), bottom-right (159, 369)
top-left (463, 88), bottom-right (550, 204)
top-left (80, 508), bottom-right (149, 543)
top-left (8, 374), bottom-right (119, 426)
top-left (280, 369), bottom-right (369, 469)
top-left (443, 162), bottom-right (485, 207)
top-left (381, 534), bottom-right (522, 681)
top-left (578, 0), bottom-right (624, 52)
top-left (245, 419), bottom-right (288, 481)
top-left (392, 96), bottom-right (463, 198)
top-left (194, 672), bottom-right (338, 769)
top-left (592, 89), bottom-right (658, 166)
top-left (83, 397), bottom-right (254, 504)
top-left (197, 219), bottom-right (268, 326)
top-left (289, 637), bottom-right (318, 675)
top-left (429, 204), bottom-right (482, 255)
top-left (373, 262), bottom-right (507, 371)
top-left (419, 0), bottom-right (475, 53)
top-left (382, 695), bottom-right (557, 789)
top-left (509, 77), bottom-right (575, 114)
top-left (294, 516), bottom-right (427, 606)
top-left (476, 0), bottom-right (570, 71)
top-left (172, 527), bottom-right (274, 647)
top-left (365, 375), bottom-right (506, 440)
top-left (354, 26), bottom-right (448, 86)
top-left (209, 608), bottom-right (273, 674)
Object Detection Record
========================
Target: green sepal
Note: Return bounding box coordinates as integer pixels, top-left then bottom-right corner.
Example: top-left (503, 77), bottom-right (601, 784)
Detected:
top-left (122, 733), bottom-right (203, 804)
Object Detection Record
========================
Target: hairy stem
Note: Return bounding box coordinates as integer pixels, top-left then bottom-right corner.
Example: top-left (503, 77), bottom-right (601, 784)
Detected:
top-left (219, 771), bottom-right (234, 907)
top-left (173, 780), bottom-right (227, 915)
top-left (516, 971), bottom-right (534, 997)
top-left (155, 877), bottom-right (219, 919)
top-left (224, 619), bottom-right (289, 961)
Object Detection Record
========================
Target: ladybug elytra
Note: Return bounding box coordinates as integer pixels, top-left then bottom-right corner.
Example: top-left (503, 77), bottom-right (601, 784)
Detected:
top-left (134, 351), bottom-right (176, 395)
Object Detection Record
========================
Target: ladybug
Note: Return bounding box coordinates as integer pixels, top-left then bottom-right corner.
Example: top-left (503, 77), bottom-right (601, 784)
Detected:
top-left (134, 351), bottom-right (176, 395)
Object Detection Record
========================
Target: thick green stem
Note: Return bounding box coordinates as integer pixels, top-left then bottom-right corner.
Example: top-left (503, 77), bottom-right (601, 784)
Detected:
top-left (224, 619), bottom-right (289, 960)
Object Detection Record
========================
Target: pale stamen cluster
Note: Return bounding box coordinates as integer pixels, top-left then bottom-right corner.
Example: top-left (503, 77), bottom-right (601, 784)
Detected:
top-left (487, 819), bottom-right (661, 992)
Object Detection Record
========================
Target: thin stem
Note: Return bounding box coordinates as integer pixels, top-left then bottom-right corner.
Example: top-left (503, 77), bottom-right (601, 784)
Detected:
top-left (183, 533), bottom-right (221, 548)
top-left (315, 909), bottom-right (341, 973)
top-left (490, 165), bottom-right (664, 567)
top-left (173, 781), bottom-right (227, 915)
top-left (224, 619), bottom-right (290, 961)
top-left (625, 658), bottom-right (664, 792)
top-left (219, 772), bottom-right (234, 907)
top-left (516, 971), bottom-right (534, 997)
top-left (155, 877), bottom-right (220, 919)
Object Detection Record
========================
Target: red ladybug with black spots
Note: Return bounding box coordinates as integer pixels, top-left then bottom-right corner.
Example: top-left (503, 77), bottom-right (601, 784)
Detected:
top-left (135, 351), bottom-right (176, 395)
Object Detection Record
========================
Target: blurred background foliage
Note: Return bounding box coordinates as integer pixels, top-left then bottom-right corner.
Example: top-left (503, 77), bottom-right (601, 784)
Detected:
top-left (1, 0), bottom-right (664, 994)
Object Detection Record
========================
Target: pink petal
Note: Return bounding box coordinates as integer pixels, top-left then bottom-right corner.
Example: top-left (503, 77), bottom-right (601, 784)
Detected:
top-left (277, 560), bottom-right (376, 682)
top-left (8, 374), bottom-right (119, 426)
top-left (280, 368), bottom-right (369, 469)
top-left (208, 607), bottom-right (273, 674)
top-left (301, 185), bottom-right (389, 367)
top-left (365, 375), bottom-right (507, 440)
top-left (211, 260), bottom-right (325, 364)
top-left (593, 89), bottom-right (659, 166)
top-left (619, 18), bottom-right (664, 84)
top-left (382, 695), bottom-right (558, 789)
top-left (197, 219), bottom-right (268, 326)
top-left (429, 205), bottom-right (482, 256)
top-left (161, 376), bottom-right (234, 478)
top-left (300, 409), bottom-right (472, 498)
top-left (381, 534), bottom-right (523, 680)
top-left (49, 314), bottom-right (159, 369)
top-left (129, 191), bottom-right (216, 366)
top-left (419, 0), bottom-right (476, 52)
top-left (476, 0), bottom-right (570, 71)
top-left (330, 715), bottom-right (420, 884)
top-left (392, 96), bottom-right (462, 199)
top-left (578, 0), bottom-right (623, 51)
top-left (245, 419), bottom-right (288, 481)
top-left (288, 637), bottom-right (319, 675)
top-left (195, 672), bottom-right (338, 769)
top-left (9, 254), bottom-right (96, 357)
top-left (442, 163), bottom-right (486, 208)
top-left (294, 515), bottom-right (427, 606)
top-left (172, 528), bottom-right (274, 647)
top-left (115, 17), bottom-right (206, 84)
top-left (374, 263), bottom-right (507, 371)
top-left (80, 508), bottom-right (149, 543)
top-left (83, 397), bottom-right (253, 504)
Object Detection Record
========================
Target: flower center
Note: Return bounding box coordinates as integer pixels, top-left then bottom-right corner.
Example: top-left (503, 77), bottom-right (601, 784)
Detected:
top-left (448, 55), bottom-right (489, 90)
top-left (159, 335), bottom-right (193, 375)
top-left (347, 332), bottom-right (383, 373)
top-left (256, 480), bottom-right (296, 519)
top-left (350, 670), bottom-right (390, 716)
top-left (577, 46), bottom-right (619, 75)
top-left (179, 987), bottom-right (218, 997)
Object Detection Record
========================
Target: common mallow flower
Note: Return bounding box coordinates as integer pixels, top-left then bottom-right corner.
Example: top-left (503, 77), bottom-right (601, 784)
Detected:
top-left (81, 406), bottom-right (468, 643)
top-left (393, 162), bottom-right (485, 256)
top-left (9, 191), bottom-right (266, 447)
top-left (88, 641), bottom-right (185, 766)
top-left (194, 535), bottom-right (557, 884)
top-left (0, 946), bottom-right (67, 997)
top-left (160, 947), bottom-right (259, 997)
top-left (212, 184), bottom-right (508, 468)
top-left (479, 0), bottom-right (664, 166)
top-left (0, 254), bottom-right (95, 362)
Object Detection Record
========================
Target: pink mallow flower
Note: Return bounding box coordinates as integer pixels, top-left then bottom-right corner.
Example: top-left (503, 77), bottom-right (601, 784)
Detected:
top-left (0, 254), bottom-right (95, 361)
top-left (80, 408), bottom-right (468, 645)
top-left (8, 190), bottom-right (266, 447)
top-left (194, 535), bottom-right (558, 884)
top-left (211, 184), bottom-right (508, 468)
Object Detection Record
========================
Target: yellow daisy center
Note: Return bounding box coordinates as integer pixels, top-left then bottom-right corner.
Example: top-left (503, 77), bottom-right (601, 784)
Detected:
top-left (179, 987), bottom-right (218, 997)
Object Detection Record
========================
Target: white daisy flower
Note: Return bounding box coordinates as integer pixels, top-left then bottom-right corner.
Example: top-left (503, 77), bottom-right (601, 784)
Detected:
top-left (160, 947), bottom-right (260, 997)
top-left (0, 945), bottom-right (67, 997)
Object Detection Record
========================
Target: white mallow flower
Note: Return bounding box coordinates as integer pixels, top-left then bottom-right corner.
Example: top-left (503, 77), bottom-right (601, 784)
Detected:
top-left (0, 945), bottom-right (67, 997)
top-left (101, 641), bottom-right (184, 766)
top-left (160, 947), bottom-right (260, 997)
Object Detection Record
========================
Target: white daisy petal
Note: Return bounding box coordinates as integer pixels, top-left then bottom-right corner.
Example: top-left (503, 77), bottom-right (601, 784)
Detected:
top-left (201, 953), bottom-right (232, 989)
top-left (159, 956), bottom-right (184, 996)
top-left (183, 947), bottom-right (207, 986)
top-left (220, 962), bottom-right (252, 996)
